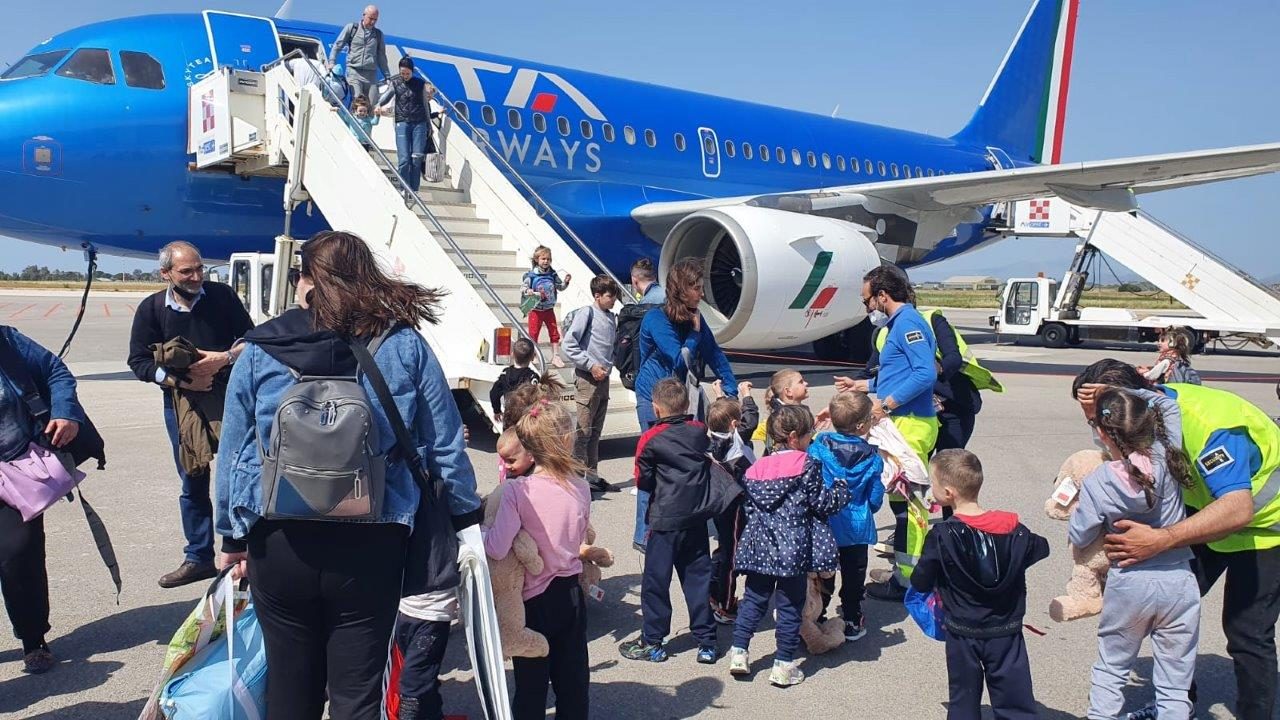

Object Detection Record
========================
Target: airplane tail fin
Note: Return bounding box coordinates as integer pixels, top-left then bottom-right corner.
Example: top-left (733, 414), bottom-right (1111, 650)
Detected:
top-left (952, 0), bottom-right (1079, 165)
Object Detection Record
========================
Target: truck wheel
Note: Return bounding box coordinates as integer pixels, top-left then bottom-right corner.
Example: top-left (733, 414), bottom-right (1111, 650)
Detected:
top-left (1041, 323), bottom-right (1068, 349)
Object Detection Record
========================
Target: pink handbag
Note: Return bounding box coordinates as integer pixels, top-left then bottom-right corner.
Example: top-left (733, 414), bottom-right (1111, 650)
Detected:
top-left (0, 442), bottom-right (85, 522)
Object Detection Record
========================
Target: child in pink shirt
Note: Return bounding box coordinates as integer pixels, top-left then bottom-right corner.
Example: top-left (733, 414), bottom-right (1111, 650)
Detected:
top-left (484, 398), bottom-right (591, 720)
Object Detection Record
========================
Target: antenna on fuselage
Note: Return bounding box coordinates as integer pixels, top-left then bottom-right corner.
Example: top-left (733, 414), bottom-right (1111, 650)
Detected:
top-left (830, 104), bottom-right (840, 118)
top-left (274, 0), bottom-right (298, 19)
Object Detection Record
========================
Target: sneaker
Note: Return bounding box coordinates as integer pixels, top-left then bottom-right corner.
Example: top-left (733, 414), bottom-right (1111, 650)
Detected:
top-left (873, 534), bottom-right (895, 556)
top-left (158, 561), bottom-right (218, 589)
top-left (768, 659), bottom-right (805, 687)
top-left (843, 618), bottom-right (867, 642)
top-left (551, 354), bottom-right (566, 369)
top-left (727, 647), bottom-right (750, 676)
top-left (1125, 704), bottom-right (1158, 720)
top-left (711, 600), bottom-right (737, 625)
top-left (619, 638), bottom-right (668, 662)
top-left (865, 580), bottom-right (906, 603)
top-left (22, 646), bottom-right (54, 674)
top-left (696, 645), bottom-right (717, 664)
top-left (588, 476), bottom-right (618, 493)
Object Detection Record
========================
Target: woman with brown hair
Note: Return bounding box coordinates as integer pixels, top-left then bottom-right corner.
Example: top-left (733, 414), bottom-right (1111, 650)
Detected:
top-left (214, 231), bottom-right (482, 720)
top-left (631, 257), bottom-right (738, 549)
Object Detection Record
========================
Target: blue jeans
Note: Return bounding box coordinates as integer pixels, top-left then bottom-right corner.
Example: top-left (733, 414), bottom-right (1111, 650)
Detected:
top-left (164, 399), bottom-right (214, 564)
top-left (733, 573), bottom-right (807, 662)
top-left (395, 120), bottom-right (429, 191)
top-left (633, 403), bottom-right (658, 548)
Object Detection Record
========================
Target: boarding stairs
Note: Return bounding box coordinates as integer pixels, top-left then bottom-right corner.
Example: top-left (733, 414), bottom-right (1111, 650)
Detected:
top-left (191, 59), bottom-right (638, 439)
top-left (995, 198), bottom-right (1280, 350)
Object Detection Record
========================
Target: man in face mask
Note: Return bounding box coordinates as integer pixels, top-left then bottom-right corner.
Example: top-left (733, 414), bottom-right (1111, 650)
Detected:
top-left (127, 241), bottom-right (254, 588)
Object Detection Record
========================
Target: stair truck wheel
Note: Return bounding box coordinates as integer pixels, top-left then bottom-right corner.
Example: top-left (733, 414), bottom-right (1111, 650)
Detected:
top-left (1041, 323), bottom-right (1068, 349)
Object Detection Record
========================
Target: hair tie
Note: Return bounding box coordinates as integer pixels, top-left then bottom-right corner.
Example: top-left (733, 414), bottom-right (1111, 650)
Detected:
top-left (1147, 398), bottom-right (1156, 408)
top-left (1100, 408), bottom-right (1112, 417)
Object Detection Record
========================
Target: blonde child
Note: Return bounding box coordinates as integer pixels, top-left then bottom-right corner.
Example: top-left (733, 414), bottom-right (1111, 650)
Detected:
top-left (522, 246), bottom-right (572, 368)
top-left (755, 369), bottom-right (820, 455)
top-left (497, 427), bottom-right (535, 481)
top-left (484, 399), bottom-right (591, 720)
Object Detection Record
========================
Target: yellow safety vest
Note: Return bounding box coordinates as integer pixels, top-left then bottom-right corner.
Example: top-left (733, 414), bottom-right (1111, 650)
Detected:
top-left (1167, 383), bottom-right (1280, 552)
top-left (875, 309), bottom-right (1003, 393)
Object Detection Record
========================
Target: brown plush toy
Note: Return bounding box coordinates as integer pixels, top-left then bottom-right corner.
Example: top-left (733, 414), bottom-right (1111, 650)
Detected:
top-left (482, 485), bottom-right (549, 658)
top-left (1044, 449), bottom-right (1110, 622)
top-left (799, 573), bottom-right (845, 654)
top-left (578, 522), bottom-right (614, 600)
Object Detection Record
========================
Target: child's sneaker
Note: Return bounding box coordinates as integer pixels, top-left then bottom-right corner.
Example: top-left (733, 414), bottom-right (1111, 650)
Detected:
top-left (711, 601), bottom-right (736, 625)
top-left (727, 647), bottom-right (750, 676)
top-left (1125, 705), bottom-right (1158, 720)
top-left (768, 659), bottom-right (805, 687)
top-left (696, 645), bottom-right (717, 664)
top-left (619, 638), bottom-right (668, 662)
top-left (843, 617), bottom-right (867, 642)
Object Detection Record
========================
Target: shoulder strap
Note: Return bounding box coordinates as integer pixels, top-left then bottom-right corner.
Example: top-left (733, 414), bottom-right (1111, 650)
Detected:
top-left (0, 331), bottom-right (50, 423)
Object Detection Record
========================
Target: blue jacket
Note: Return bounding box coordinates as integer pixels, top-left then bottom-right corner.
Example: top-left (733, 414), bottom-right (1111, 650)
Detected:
top-left (0, 326), bottom-right (85, 462)
top-left (635, 309), bottom-right (737, 403)
top-left (215, 310), bottom-right (481, 550)
top-left (637, 282), bottom-right (666, 305)
top-left (807, 432), bottom-right (885, 546)
top-left (869, 304), bottom-right (937, 418)
top-left (522, 267), bottom-right (567, 311)
top-left (735, 450), bottom-right (850, 577)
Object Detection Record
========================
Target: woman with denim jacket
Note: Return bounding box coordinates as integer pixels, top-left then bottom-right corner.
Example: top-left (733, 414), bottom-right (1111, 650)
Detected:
top-left (215, 232), bottom-right (482, 720)
top-left (0, 326), bottom-right (85, 674)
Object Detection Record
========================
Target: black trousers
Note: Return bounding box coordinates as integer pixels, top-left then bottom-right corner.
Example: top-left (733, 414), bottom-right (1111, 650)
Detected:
top-left (512, 575), bottom-right (589, 720)
top-left (248, 520), bottom-right (408, 720)
top-left (0, 504), bottom-right (49, 652)
top-left (709, 498), bottom-right (744, 611)
top-left (944, 632), bottom-right (1037, 720)
top-left (934, 410), bottom-right (977, 452)
top-left (641, 526), bottom-right (716, 647)
top-left (390, 614), bottom-right (451, 720)
top-left (1192, 542), bottom-right (1280, 720)
top-left (820, 544), bottom-right (870, 623)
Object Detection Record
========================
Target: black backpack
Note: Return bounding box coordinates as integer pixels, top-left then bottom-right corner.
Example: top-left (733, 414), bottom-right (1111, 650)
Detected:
top-left (612, 303), bottom-right (654, 390)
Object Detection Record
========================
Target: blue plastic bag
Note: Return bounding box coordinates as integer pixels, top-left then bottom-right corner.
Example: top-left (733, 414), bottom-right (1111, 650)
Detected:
top-left (904, 586), bottom-right (946, 641)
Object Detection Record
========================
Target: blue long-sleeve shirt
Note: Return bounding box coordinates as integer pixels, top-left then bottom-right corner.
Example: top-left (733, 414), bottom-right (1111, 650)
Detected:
top-left (868, 304), bottom-right (937, 418)
top-left (634, 310), bottom-right (737, 403)
top-left (0, 326), bottom-right (86, 462)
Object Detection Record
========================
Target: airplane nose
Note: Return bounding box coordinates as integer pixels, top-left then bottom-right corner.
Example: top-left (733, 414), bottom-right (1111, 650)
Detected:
top-left (0, 79), bottom-right (66, 242)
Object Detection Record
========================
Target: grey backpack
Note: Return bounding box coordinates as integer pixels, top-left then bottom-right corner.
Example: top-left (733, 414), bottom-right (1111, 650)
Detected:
top-left (259, 334), bottom-right (391, 521)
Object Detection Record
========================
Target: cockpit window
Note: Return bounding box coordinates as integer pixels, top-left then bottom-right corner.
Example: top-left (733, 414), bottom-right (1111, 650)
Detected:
top-left (120, 51), bottom-right (164, 89)
top-left (2, 50), bottom-right (69, 80)
top-left (56, 48), bottom-right (115, 85)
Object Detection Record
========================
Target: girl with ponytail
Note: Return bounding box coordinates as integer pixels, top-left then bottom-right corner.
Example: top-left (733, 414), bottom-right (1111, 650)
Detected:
top-left (1068, 387), bottom-right (1201, 720)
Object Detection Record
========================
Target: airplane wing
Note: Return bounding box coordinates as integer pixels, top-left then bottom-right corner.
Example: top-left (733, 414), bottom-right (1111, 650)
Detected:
top-left (632, 142), bottom-right (1280, 227)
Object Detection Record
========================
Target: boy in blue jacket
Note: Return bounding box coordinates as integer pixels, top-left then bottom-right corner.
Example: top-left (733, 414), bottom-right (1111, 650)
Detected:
top-left (808, 391), bottom-right (884, 641)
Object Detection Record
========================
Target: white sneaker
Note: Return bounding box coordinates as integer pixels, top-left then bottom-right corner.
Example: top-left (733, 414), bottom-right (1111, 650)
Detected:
top-left (728, 647), bottom-right (750, 676)
top-left (768, 659), bottom-right (804, 687)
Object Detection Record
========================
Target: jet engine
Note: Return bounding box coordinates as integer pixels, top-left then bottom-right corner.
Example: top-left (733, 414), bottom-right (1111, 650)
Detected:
top-left (659, 205), bottom-right (882, 349)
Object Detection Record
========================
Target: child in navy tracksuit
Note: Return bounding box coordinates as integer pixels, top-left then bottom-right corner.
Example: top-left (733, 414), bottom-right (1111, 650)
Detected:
top-left (808, 391), bottom-right (884, 641)
top-left (728, 405), bottom-right (851, 687)
top-left (912, 449), bottom-right (1049, 720)
top-left (706, 387), bottom-right (760, 623)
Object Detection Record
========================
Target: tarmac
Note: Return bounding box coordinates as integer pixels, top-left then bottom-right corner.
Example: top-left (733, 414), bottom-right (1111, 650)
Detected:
top-left (2, 292), bottom-right (1278, 719)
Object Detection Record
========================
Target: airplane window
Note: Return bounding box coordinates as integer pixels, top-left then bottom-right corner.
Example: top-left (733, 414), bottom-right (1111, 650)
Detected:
top-left (903, 165), bottom-right (911, 178)
top-left (2, 50), bottom-right (69, 80)
top-left (760, 145), bottom-right (769, 162)
top-left (822, 153), bottom-right (832, 170)
top-left (742, 143), bottom-right (753, 160)
top-left (454, 101), bottom-right (468, 119)
top-left (791, 149), bottom-right (801, 166)
top-left (580, 120), bottom-right (593, 139)
top-left (877, 160), bottom-right (886, 176)
top-left (865, 159), bottom-right (873, 175)
top-left (927, 168), bottom-right (934, 177)
top-left (557, 116), bottom-right (571, 136)
top-left (120, 51), bottom-right (164, 89)
top-left (775, 147), bottom-right (785, 163)
top-left (645, 129), bottom-right (657, 148)
top-left (890, 163), bottom-right (899, 178)
top-left (481, 105), bottom-right (496, 126)
top-left (624, 126), bottom-right (636, 145)
top-left (915, 166), bottom-right (923, 177)
top-left (508, 109), bottom-right (522, 130)
top-left (532, 112), bottom-right (546, 133)
top-left (55, 48), bottom-right (115, 85)
top-left (674, 133), bottom-right (686, 151)
top-left (849, 157), bottom-right (858, 173)
top-left (723, 139), bottom-right (735, 158)
top-left (602, 123), bottom-right (615, 142)
top-left (836, 156), bottom-right (846, 172)
top-left (702, 135), bottom-right (715, 155)
top-left (807, 151), bottom-right (817, 168)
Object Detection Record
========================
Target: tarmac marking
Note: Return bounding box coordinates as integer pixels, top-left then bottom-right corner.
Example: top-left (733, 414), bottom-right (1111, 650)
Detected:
top-left (42, 303), bottom-right (62, 318)
top-left (8, 303), bottom-right (36, 319)
top-left (103, 303), bottom-right (111, 318)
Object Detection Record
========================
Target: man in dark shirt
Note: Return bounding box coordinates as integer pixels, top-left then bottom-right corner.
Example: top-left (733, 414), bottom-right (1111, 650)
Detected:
top-left (376, 56), bottom-right (434, 192)
top-left (127, 241), bottom-right (253, 588)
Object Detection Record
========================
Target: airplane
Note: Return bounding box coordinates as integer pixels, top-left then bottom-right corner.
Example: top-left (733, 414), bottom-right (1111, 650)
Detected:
top-left (1, 0), bottom-right (1278, 352)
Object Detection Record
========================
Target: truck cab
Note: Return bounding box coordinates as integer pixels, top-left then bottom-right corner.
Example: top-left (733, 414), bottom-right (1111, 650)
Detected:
top-left (225, 251), bottom-right (298, 324)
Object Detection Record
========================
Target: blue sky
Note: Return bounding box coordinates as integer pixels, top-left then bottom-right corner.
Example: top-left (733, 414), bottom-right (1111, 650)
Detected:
top-left (5, 1), bottom-right (1278, 280)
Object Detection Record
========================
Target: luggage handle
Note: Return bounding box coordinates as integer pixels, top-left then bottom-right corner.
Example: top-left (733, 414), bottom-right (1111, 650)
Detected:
top-left (216, 572), bottom-right (262, 720)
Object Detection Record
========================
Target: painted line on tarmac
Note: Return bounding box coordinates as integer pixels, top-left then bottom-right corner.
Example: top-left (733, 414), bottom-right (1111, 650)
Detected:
top-left (42, 303), bottom-right (62, 318)
top-left (103, 303), bottom-right (111, 317)
top-left (7, 303), bottom-right (35, 319)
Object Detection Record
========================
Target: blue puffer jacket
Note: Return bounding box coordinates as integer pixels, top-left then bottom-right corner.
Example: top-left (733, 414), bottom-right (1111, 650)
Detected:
top-left (735, 450), bottom-right (850, 577)
top-left (0, 326), bottom-right (86, 462)
top-left (807, 432), bottom-right (884, 547)
top-left (215, 309), bottom-right (482, 552)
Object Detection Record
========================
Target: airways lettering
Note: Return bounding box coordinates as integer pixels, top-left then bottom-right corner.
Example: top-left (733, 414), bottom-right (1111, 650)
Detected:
top-left (473, 129), bottom-right (603, 173)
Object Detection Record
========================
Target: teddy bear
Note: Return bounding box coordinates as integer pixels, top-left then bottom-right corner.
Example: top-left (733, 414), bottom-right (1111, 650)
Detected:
top-left (799, 573), bottom-right (846, 654)
top-left (578, 522), bottom-right (614, 600)
top-left (1043, 449), bottom-right (1110, 622)
top-left (482, 484), bottom-right (550, 658)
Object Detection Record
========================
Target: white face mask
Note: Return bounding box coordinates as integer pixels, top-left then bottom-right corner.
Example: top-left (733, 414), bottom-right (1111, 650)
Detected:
top-left (869, 309), bottom-right (889, 328)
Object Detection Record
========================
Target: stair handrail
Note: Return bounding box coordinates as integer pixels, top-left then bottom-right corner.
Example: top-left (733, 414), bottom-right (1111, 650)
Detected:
top-left (266, 54), bottom-right (549, 371)
top-left (423, 80), bottom-right (635, 306)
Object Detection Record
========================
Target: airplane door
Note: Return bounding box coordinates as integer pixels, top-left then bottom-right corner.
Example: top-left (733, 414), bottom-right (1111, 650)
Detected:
top-left (698, 127), bottom-right (721, 179)
top-left (203, 11), bottom-right (282, 71)
top-left (986, 145), bottom-right (1014, 170)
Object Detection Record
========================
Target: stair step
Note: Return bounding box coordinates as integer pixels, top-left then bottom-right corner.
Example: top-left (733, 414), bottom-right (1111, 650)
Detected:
top-left (431, 231), bottom-right (505, 253)
top-left (417, 186), bottom-right (468, 203)
top-left (417, 201), bottom-right (477, 219)
top-left (452, 265), bottom-right (528, 286)
top-left (429, 215), bottom-right (490, 235)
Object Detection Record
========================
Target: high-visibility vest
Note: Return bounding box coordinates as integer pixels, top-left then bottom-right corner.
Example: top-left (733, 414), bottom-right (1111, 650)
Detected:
top-left (875, 309), bottom-right (1003, 393)
top-left (1167, 383), bottom-right (1280, 553)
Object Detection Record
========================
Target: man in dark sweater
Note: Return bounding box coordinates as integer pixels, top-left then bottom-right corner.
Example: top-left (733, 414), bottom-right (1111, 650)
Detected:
top-left (911, 449), bottom-right (1049, 720)
top-left (127, 241), bottom-right (253, 588)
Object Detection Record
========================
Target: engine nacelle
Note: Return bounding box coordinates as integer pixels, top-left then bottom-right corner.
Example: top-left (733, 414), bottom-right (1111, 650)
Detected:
top-left (659, 205), bottom-right (882, 350)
